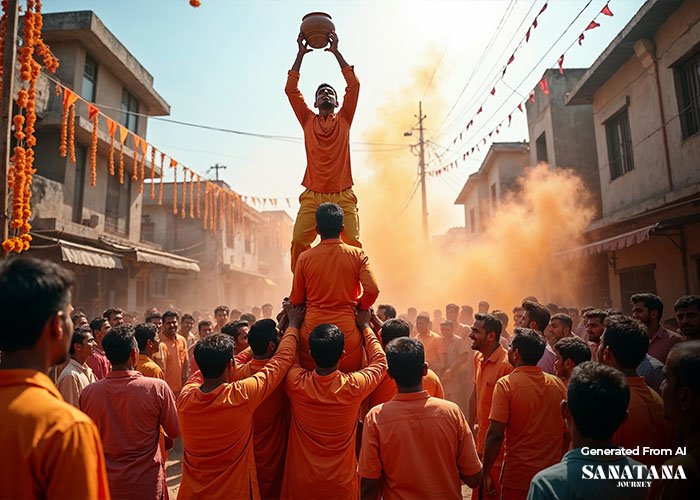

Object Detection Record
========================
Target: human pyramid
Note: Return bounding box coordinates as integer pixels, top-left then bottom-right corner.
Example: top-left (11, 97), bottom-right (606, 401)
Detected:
top-left (1, 21), bottom-right (699, 500)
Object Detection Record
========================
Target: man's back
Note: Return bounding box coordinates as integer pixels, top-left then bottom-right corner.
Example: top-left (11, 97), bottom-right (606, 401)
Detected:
top-left (80, 370), bottom-right (179, 500)
top-left (368, 367), bottom-right (443, 408)
top-left (612, 376), bottom-right (676, 466)
top-left (359, 393), bottom-right (482, 500)
top-left (136, 353), bottom-right (165, 379)
top-left (489, 366), bottom-right (566, 492)
top-left (282, 327), bottom-right (386, 500)
top-left (0, 369), bottom-right (109, 499)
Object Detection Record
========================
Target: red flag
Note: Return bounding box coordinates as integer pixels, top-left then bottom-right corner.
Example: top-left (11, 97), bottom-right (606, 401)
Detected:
top-left (533, 18), bottom-right (538, 29)
top-left (558, 54), bottom-right (565, 74)
top-left (526, 27), bottom-right (531, 42)
top-left (459, 132), bottom-right (463, 140)
top-left (477, 106), bottom-right (483, 114)
top-left (585, 20), bottom-right (600, 31)
top-left (507, 54), bottom-right (515, 65)
top-left (87, 103), bottom-right (100, 120)
top-left (490, 87), bottom-right (496, 96)
top-left (539, 2), bottom-right (548, 15)
top-left (578, 33), bottom-right (585, 45)
top-left (539, 77), bottom-right (549, 95)
top-left (488, 131), bottom-right (493, 138)
top-left (601, 4), bottom-right (613, 16)
top-left (529, 91), bottom-right (535, 103)
top-left (518, 103), bottom-right (523, 112)
top-left (463, 153), bottom-right (467, 160)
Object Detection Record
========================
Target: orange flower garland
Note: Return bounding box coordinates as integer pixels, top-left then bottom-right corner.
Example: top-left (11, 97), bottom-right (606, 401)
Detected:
top-left (107, 121), bottom-right (115, 175)
top-left (90, 113), bottom-right (98, 186)
top-left (172, 160), bottom-right (178, 215)
top-left (203, 183), bottom-right (209, 230)
top-left (158, 153), bottom-right (165, 205)
top-left (118, 138), bottom-right (125, 184)
top-left (139, 142), bottom-right (146, 193)
top-left (189, 171), bottom-right (195, 219)
top-left (149, 146), bottom-right (156, 199)
top-left (180, 167), bottom-right (187, 219)
top-left (68, 103), bottom-right (76, 163)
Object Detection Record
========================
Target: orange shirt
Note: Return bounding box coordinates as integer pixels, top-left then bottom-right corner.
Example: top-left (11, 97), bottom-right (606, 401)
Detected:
top-left (176, 329), bottom-right (298, 499)
top-left (281, 326), bottom-right (387, 500)
top-left (473, 346), bottom-right (513, 457)
top-left (369, 368), bottom-right (444, 408)
top-left (359, 391), bottom-right (482, 500)
top-left (285, 66), bottom-right (360, 194)
top-left (0, 369), bottom-right (110, 499)
top-left (232, 358), bottom-right (290, 499)
top-left (159, 333), bottom-right (188, 395)
top-left (612, 376), bottom-right (676, 466)
top-left (414, 330), bottom-right (446, 372)
top-left (488, 365), bottom-right (566, 491)
top-left (290, 238), bottom-right (379, 372)
top-left (136, 353), bottom-right (164, 379)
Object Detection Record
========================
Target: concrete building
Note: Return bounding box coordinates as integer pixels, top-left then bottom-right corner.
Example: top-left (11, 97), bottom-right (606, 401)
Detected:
top-left (142, 182), bottom-right (288, 311)
top-left (561, 0), bottom-right (700, 313)
top-left (27, 11), bottom-right (199, 315)
top-left (454, 142), bottom-right (529, 235)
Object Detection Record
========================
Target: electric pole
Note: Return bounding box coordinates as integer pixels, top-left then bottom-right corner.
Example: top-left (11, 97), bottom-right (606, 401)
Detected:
top-left (208, 163), bottom-right (227, 182)
top-left (417, 101), bottom-right (428, 246)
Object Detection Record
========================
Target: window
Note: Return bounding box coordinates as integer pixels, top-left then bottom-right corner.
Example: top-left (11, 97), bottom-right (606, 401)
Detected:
top-left (72, 143), bottom-right (87, 223)
top-left (490, 183), bottom-right (497, 211)
top-left (149, 268), bottom-right (166, 297)
top-left (81, 53), bottom-right (98, 102)
top-left (677, 51), bottom-right (700, 139)
top-left (141, 215), bottom-right (155, 243)
top-left (120, 88), bottom-right (139, 132)
top-left (619, 265), bottom-right (656, 315)
top-left (605, 108), bottom-right (634, 180)
top-left (469, 209), bottom-right (476, 234)
top-left (536, 132), bottom-right (548, 163)
top-left (105, 174), bottom-right (130, 235)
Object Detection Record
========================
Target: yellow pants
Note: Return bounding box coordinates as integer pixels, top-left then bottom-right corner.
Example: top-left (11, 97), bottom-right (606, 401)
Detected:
top-left (291, 188), bottom-right (361, 272)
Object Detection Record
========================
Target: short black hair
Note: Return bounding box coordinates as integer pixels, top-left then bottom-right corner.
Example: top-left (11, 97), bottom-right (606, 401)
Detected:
top-left (601, 315), bottom-right (648, 369)
top-left (194, 333), bottom-right (234, 378)
top-left (103, 307), bottom-right (123, 320)
top-left (182, 313), bottom-right (194, 322)
top-left (69, 326), bottom-right (92, 355)
top-left (71, 311), bottom-right (87, 323)
top-left (309, 324), bottom-right (344, 368)
top-left (0, 258), bottom-right (75, 352)
top-left (386, 337), bottom-right (424, 387)
top-left (214, 305), bottom-right (230, 315)
top-left (631, 293), bottom-right (664, 318)
top-left (134, 322), bottom-right (158, 351)
top-left (89, 316), bottom-right (108, 333)
top-left (247, 319), bottom-right (278, 355)
top-left (377, 304), bottom-right (397, 319)
top-left (240, 312), bottom-right (256, 324)
top-left (381, 318), bottom-right (411, 345)
top-left (475, 313), bottom-right (502, 341)
top-left (511, 327), bottom-right (546, 365)
top-left (522, 301), bottom-right (551, 332)
top-left (550, 313), bottom-right (573, 330)
top-left (667, 340), bottom-right (700, 394)
top-left (674, 295), bottom-right (700, 312)
top-left (162, 310), bottom-right (179, 321)
top-left (554, 336), bottom-right (591, 366)
top-left (567, 361), bottom-right (630, 440)
top-left (145, 313), bottom-right (162, 323)
top-left (315, 202), bottom-right (344, 239)
top-left (222, 320), bottom-right (249, 340)
top-left (584, 309), bottom-right (608, 322)
top-left (315, 82), bottom-right (337, 98)
top-left (198, 320), bottom-right (212, 331)
top-left (102, 325), bottom-right (137, 365)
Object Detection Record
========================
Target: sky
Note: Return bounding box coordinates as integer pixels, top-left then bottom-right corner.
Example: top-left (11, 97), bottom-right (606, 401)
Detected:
top-left (45, 0), bottom-right (645, 237)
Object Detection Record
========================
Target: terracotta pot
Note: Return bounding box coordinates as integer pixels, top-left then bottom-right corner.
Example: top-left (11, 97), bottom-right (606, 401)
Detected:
top-left (300, 12), bottom-right (335, 49)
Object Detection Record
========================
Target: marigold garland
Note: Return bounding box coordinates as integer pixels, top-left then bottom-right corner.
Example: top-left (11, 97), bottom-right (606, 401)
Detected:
top-left (158, 153), bottom-right (165, 205)
top-left (203, 183), bottom-right (209, 230)
top-left (196, 175), bottom-right (202, 218)
top-left (131, 137), bottom-right (138, 182)
top-left (90, 114), bottom-right (98, 186)
top-left (172, 161), bottom-right (178, 215)
top-left (108, 126), bottom-right (115, 176)
top-left (67, 103), bottom-right (76, 163)
top-left (139, 143), bottom-right (146, 194)
top-left (189, 171), bottom-right (195, 219)
top-left (180, 167), bottom-right (187, 219)
top-left (149, 146), bottom-right (156, 199)
top-left (119, 139), bottom-right (125, 184)
top-left (59, 102), bottom-right (68, 157)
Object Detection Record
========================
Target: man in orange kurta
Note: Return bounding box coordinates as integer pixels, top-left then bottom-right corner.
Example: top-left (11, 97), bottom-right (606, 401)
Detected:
top-left (369, 318), bottom-right (444, 408)
top-left (0, 258), bottom-right (110, 499)
top-left (482, 328), bottom-right (567, 500)
top-left (135, 322), bottom-right (165, 379)
top-left (468, 313), bottom-right (513, 500)
top-left (281, 310), bottom-right (387, 499)
top-left (599, 315), bottom-right (676, 466)
top-left (290, 202), bottom-right (379, 372)
top-left (231, 319), bottom-right (290, 499)
top-left (286, 31), bottom-right (361, 271)
top-left (176, 306), bottom-right (303, 499)
top-left (159, 310), bottom-right (189, 396)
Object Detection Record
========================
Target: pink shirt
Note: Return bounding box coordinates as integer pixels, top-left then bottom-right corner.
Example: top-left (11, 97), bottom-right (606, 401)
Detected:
top-left (80, 370), bottom-right (180, 500)
top-left (86, 348), bottom-right (110, 380)
top-left (537, 344), bottom-right (557, 375)
top-left (647, 326), bottom-right (682, 363)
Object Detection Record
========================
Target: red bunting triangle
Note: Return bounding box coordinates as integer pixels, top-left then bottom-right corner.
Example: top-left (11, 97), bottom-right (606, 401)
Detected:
top-left (585, 20), bottom-right (601, 31)
top-left (601, 4), bottom-right (613, 16)
top-left (477, 106), bottom-right (483, 114)
top-left (490, 87), bottom-right (496, 96)
top-left (508, 114), bottom-right (512, 126)
top-left (578, 33), bottom-right (585, 45)
top-left (526, 27), bottom-right (531, 42)
top-left (558, 55), bottom-right (565, 74)
top-left (529, 91), bottom-right (535, 103)
top-left (539, 77), bottom-right (549, 95)
top-left (539, 2), bottom-right (548, 15)
top-left (87, 103), bottom-right (100, 120)
top-left (507, 54), bottom-right (515, 65)
top-left (533, 18), bottom-right (538, 29)
top-left (518, 103), bottom-right (523, 112)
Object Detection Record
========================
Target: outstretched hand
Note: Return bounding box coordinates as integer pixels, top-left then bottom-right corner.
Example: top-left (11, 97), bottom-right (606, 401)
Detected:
top-left (355, 308), bottom-right (371, 330)
top-left (285, 302), bottom-right (306, 330)
top-left (297, 32), bottom-right (312, 56)
top-left (325, 31), bottom-right (339, 54)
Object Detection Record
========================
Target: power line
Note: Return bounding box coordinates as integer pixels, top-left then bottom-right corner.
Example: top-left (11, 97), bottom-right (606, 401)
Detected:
top-left (422, 35), bottom-right (452, 101)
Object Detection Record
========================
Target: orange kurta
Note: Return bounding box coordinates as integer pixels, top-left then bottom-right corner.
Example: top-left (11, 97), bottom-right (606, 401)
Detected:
top-left (176, 329), bottom-right (298, 499)
top-left (612, 376), bottom-right (676, 466)
top-left (290, 238), bottom-right (379, 372)
top-left (136, 353), bottom-right (165, 379)
top-left (368, 368), bottom-right (444, 408)
top-left (474, 346), bottom-right (513, 456)
top-left (488, 365), bottom-right (566, 493)
top-left (159, 334), bottom-right (188, 395)
top-left (281, 326), bottom-right (387, 500)
top-left (285, 66), bottom-right (359, 194)
top-left (359, 391), bottom-right (482, 500)
top-left (0, 369), bottom-right (110, 499)
top-left (232, 358), bottom-right (290, 499)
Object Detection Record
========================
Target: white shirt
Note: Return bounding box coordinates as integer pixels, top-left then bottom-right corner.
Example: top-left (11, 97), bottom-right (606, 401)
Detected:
top-left (55, 358), bottom-right (96, 407)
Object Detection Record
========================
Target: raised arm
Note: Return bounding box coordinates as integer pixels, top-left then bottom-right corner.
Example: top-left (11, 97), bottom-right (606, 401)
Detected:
top-left (353, 310), bottom-right (387, 396)
top-left (286, 33), bottom-right (314, 125)
top-left (357, 251), bottom-right (379, 310)
top-left (326, 31), bottom-right (360, 123)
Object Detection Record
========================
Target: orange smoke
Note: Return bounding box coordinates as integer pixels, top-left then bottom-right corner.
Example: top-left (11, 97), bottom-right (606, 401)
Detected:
top-left (355, 62), bottom-right (594, 315)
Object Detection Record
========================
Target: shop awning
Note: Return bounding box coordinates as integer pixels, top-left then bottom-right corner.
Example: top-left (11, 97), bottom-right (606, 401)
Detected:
top-left (554, 224), bottom-right (656, 261)
top-left (134, 248), bottom-right (200, 272)
top-left (59, 240), bottom-right (123, 269)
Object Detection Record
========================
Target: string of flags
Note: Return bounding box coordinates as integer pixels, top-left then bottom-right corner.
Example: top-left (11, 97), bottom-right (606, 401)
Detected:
top-left (427, 1), bottom-right (614, 178)
top-left (53, 78), bottom-right (294, 239)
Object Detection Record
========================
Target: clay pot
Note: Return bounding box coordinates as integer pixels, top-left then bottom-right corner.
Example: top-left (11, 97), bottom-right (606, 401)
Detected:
top-left (300, 12), bottom-right (335, 49)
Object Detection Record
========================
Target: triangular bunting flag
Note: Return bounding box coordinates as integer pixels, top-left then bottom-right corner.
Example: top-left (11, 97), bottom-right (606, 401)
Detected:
top-left (601, 4), bottom-right (613, 16)
top-left (118, 125), bottom-right (128, 144)
top-left (558, 55), bottom-right (565, 74)
top-left (585, 20), bottom-right (600, 31)
top-left (87, 103), bottom-right (100, 120)
top-left (107, 118), bottom-right (117, 137)
top-left (63, 89), bottom-right (78, 108)
top-left (578, 33), bottom-right (585, 45)
top-left (539, 76), bottom-right (549, 95)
